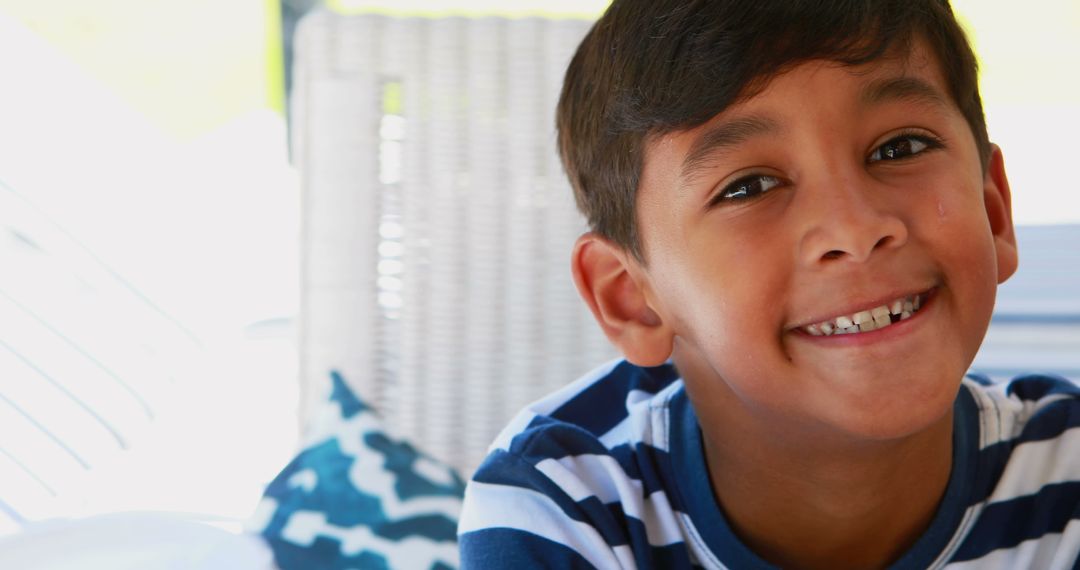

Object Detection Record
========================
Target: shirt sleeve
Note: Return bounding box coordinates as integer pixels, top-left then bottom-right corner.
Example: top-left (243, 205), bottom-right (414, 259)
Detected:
top-left (457, 448), bottom-right (632, 570)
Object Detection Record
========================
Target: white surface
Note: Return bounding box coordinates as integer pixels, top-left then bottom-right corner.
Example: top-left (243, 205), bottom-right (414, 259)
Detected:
top-left (0, 512), bottom-right (275, 570)
top-left (0, 12), bottom-right (300, 530)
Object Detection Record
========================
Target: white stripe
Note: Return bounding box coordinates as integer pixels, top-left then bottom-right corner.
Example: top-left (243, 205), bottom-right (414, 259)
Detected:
top-left (986, 426), bottom-right (1080, 503)
top-left (602, 380), bottom-right (682, 453)
top-left (1049, 519), bottom-right (1080, 570)
top-left (965, 379), bottom-right (1015, 449)
top-left (650, 387), bottom-right (674, 453)
top-left (945, 518), bottom-right (1080, 570)
top-left (536, 454), bottom-right (686, 546)
top-left (459, 480), bottom-right (637, 569)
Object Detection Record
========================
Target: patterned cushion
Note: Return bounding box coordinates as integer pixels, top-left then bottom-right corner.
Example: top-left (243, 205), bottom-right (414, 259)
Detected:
top-left (248, 371), bottom-right (465, 569)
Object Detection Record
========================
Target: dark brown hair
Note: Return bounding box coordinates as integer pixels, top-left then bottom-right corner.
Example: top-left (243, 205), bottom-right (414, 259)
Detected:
top-left (557, 0), bottom-right (989, 260)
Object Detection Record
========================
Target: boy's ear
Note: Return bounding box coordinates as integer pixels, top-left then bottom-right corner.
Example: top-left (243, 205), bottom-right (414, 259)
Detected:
top-left (572, 233), bottom-right (673, 366)
top-left (983, 144), bottom-right (1019, 284)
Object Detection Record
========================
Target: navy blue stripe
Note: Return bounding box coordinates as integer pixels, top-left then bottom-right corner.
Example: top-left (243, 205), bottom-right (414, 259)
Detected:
top-left (472, 450), bottom-right (629, 547)
top-left (1011, 397), bottom-right (1080, 444)
top-left (510, 422), bottom-right (613, 461)
top-left (547, 362), bottom-right (679, 437)
top-left (474, 445), bottom-right (692, 558)
top-left (650, 437), bottom-right (690, 516)
top-left (952, 481), bottom-right (1080, 562)
top-left (579, 494), bottom-right (639, 548)
top-left (460, 528), bottom-right (596, 569)
top-left (969, 438), bottom-right (1012, 508)
top-left (474, 448), bottom-right (653, 550)
top-left (602, 502), bottom-right (699, 568)
top-left (508, 417), bottom-right (677, 503)
top-left (1006, 374), bottom-right (1080, 401)
top-left (609, 442), bottom-right (675, 500)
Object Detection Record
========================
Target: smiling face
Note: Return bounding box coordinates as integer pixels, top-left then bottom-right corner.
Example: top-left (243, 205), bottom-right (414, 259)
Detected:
top-left (628, 40), bottom-right (1017, 443)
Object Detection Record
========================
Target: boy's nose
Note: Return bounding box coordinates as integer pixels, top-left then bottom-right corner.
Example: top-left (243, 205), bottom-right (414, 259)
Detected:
top-left (796, 176), bottom-right (909, 267)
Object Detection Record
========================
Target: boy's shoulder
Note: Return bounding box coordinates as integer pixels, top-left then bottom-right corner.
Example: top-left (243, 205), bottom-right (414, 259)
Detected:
top-left (947, 373), bottom-right (1080, 566)
top-left (487, 358), bottom-right (683, 460)
top-left (459, 359), bottom-right (700, 569)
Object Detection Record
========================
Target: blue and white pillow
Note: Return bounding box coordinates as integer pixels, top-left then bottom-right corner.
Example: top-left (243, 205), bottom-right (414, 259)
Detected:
top-left (248, 371), bottom-right (464, 570)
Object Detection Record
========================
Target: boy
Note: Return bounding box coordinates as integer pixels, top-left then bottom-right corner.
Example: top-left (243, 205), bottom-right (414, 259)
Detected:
top-left (459, 0), bottom-right (1080, 568)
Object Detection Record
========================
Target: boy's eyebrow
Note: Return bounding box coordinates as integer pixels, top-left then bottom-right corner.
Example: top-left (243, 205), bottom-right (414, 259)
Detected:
top-left (860, 76), bottom-right (949, 110)
top-left (680, 116), bottom-right (780, 182)
top-left (677, 78), bottom-right (947, 185)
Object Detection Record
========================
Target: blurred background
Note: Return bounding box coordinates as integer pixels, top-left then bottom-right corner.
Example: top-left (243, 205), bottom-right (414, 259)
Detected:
top-left (0, 0), bottom-right (1076, 538)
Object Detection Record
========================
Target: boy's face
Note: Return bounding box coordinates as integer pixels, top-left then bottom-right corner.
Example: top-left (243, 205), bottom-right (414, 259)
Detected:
top-left (631, 39), bottom-right (1017, 441)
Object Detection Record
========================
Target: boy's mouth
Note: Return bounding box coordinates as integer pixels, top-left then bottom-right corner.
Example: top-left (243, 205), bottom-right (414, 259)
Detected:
top-left (799, 291), bottom-right (930, 336)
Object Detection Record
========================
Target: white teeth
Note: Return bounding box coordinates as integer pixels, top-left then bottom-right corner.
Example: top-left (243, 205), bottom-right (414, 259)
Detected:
top-left (802, 293), bottom-right (927, 337)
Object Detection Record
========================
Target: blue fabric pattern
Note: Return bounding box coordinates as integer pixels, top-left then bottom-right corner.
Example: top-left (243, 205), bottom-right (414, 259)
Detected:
top-left (250, 371), bottom-right (464, 569)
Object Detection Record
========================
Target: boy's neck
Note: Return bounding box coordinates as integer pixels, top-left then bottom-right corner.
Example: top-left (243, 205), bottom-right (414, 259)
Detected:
top-left (696, 389), bottom-right (955, 569)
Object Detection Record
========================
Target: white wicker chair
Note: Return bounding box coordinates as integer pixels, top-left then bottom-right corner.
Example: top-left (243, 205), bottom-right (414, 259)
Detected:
top-left (291, 10), bottom-right (615, 474)
top-left (290, 9), bottom-right (1080, 476)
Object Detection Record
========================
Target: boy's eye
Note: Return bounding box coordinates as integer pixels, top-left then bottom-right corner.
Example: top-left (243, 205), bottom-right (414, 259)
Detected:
top-left (868, 134), bottom-right (941, 162)
top-left (712, 175), bottom-right (782, 206)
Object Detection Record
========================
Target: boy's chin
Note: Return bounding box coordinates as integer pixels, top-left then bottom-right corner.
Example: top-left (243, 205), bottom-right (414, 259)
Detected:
top-left (838, 403), bottom-right (954, 444)
top-left (788, 339), bottom-right (976, 443)
top-left (810, 376), bottom-right (962, 444)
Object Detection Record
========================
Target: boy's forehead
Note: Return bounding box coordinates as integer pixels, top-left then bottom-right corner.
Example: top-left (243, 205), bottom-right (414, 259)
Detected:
top-left (648, 37), bottom-right (955, 173)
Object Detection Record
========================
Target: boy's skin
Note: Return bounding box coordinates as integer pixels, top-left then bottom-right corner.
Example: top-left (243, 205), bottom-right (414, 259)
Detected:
top-left (571, 38), bottom-right (1018, 569)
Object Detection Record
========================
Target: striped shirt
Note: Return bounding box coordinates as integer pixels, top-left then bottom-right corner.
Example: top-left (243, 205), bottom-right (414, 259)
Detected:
top-left (459, 359), bottom-right (1080, 569)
